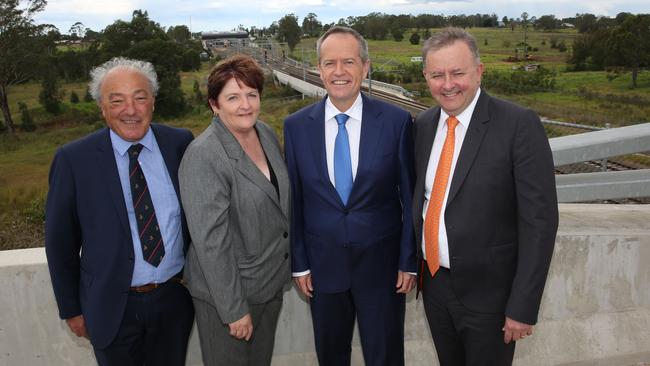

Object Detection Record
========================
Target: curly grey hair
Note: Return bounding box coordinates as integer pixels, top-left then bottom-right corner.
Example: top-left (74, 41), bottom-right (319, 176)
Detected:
top-left (88, 57), bottom-right (159, 103)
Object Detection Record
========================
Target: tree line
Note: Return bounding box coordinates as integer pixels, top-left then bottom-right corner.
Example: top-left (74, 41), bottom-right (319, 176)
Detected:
top-left (251, 12), bottom-right (645, 52)
top-left (1, 1), bottom-right (203, 135)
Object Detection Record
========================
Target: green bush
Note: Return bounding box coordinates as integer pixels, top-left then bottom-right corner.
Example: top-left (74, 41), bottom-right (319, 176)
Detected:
top-left (483, 66), bottom-right (557, 94)
top-left (18, 102), bottom-right (36, 132)
top-left (70, 91), bottom-right (80, 104)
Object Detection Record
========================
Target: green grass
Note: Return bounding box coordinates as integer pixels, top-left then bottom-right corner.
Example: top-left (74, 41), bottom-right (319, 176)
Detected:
top-left (0, 69), bottom-right (314, 250)
top-left (3, 27), bottom-right (650, 249)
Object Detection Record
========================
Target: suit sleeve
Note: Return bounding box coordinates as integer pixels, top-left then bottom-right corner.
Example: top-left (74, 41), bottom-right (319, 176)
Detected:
top-left (284, 119), bottom-right (309, 273)
top-left (397, 112), bottom-right (417, 273)
top-left (506, 109), bottom-right (559, 325)
top-left (179, 142), bottom-right (248, 324)
top-left (45, 148), bottom-right (83, 320)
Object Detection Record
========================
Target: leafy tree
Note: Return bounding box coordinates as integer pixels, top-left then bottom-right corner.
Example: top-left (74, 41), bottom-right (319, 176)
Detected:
top-left (390, 24), bottom-right (405, 42)
top-left (100, 10), bottom-right (166, 58)
top-left (605, 14), bottom-right (650, 87)
top-left (18, 102), bottom-right (35, 131)
top-left (167, 25), bottom-right (191, 43)
top-left (302, 12), bottom-right (322, 37)
top-left (277, 14), bottom-right (301, 51)
top-left (126, 38), bottom-right (186, 117)
top-left (536, 15), bottom-right (560, 31)
top-left (68, 21), bottom-right (85, 40)
top-left (0, 0), bottom-right (50, 134)
top-left (39, 61), bottom-right (61, 114)
top-left (575, 13), bottom-right (599, 33)
top-left (409, 32), bottom-right (421, 45)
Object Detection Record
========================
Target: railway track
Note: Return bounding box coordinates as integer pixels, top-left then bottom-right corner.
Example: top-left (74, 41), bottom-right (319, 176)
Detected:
top-left (214, 46), bottom-right (649, 177)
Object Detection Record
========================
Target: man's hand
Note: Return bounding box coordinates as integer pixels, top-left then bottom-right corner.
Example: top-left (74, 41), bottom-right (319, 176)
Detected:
top-left (294, 273), bottom-right (313, 298)
top-left (65, 315), bottom-right (89, 339)
top-left (503, 316), bottom-right (533, 344)
top-left (228, 313), bottom-right (253, 341)
top-left (396, 271), bottom-right (416, 294)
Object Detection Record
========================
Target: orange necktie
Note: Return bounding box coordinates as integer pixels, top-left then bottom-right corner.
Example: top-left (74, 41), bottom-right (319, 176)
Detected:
top-left (424, 116), bottom-right (459, 277)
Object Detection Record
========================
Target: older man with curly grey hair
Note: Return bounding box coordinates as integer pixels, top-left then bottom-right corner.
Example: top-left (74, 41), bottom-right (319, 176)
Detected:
top-left (45, 57), bottom-right (195, 366)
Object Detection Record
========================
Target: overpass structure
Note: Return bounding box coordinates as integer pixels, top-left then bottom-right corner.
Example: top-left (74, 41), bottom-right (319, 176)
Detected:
top-left (1, 205), bottom-right (649, 365)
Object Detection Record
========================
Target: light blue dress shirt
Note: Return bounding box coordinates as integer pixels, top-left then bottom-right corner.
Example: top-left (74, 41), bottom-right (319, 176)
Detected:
top-left (110, 128), bottom-right (185, 286)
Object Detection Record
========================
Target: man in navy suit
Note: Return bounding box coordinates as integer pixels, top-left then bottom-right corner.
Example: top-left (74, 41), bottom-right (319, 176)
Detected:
top-left (284, 26), bottom-right (417, 366)
top-left (45, 57), bottom-right (194, 365)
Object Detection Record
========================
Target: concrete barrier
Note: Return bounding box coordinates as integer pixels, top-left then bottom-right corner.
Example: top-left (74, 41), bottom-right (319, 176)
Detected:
top-left (1, 204), bottom-right (649, 366)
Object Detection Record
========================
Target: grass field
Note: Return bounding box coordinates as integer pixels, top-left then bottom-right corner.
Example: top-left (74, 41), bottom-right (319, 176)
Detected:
top-left (0, 68), bottom-right (315, 250)
top-left (1, 26), bottom-right (649, 249)
top-left (290, 27), bottom-right (650, 126)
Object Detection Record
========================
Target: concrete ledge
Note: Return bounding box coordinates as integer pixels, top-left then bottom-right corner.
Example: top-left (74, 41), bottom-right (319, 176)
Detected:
top-left (1, 204), bottom-right (649, 365)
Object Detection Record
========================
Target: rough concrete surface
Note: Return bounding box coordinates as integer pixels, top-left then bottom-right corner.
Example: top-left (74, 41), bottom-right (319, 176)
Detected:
top-left (0, 204), bottom-right (649, 365)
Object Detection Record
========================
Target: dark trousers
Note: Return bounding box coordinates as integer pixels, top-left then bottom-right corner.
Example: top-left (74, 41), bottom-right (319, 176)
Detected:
top-left (422, 265), bottom-right (515, 366)
top-left (192, 291), bottom-right (284, 366)
top-left (310, 288), bottom-right (405, 366)
top-left (93, 281), bottom-right (195, 366)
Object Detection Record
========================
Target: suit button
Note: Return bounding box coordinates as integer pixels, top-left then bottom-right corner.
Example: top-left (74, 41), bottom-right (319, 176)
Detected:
top-left (284, 253), bottom-right (289, 260)
top-left (283, 232), bottom-right (289, 238)
top-left (343, 209), bottom-right (349, 215)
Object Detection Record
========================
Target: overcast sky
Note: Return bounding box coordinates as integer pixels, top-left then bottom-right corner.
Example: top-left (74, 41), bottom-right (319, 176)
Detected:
top-left (35, 0), bottom-right (650, 34)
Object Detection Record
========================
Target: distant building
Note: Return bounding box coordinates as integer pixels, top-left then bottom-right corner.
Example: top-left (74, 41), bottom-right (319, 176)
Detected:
top-left (562, 23), bottom-right (575, 28)
top-left (201, 30), bottom-right (249, 48)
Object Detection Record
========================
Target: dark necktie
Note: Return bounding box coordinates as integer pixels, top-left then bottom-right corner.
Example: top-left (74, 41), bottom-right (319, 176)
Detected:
top-left (334, 113), bottom-right (353, 204)
top-left (128, 144), bottom-right (165, 267)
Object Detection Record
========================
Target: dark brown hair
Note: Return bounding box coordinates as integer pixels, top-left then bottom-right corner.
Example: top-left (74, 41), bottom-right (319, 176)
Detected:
top-left (207, 54), bottom-right (264, 107)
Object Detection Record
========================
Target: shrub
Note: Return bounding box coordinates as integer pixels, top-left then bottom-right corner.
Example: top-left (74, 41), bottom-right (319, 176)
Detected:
top-left (70, 91), bottom-right (80, 103)
top-left (18, 102), bottom-right (36, 132)
top-left (409, 32), bottom-right (421, 45)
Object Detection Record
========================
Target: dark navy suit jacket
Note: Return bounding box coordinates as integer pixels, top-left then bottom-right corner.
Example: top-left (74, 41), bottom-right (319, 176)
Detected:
top-left (45, 124), bottom-right (193, 349)
top-left (284, 94), bottom-right (417, 294)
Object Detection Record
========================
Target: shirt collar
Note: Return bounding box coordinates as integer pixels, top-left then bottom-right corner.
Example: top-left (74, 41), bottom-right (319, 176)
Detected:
top-left (439, 88), bottom-right (482, 129)
top-left (110, 126), bottom-right (154, 157)
top-left (325, 93), bottom-right (363, 122)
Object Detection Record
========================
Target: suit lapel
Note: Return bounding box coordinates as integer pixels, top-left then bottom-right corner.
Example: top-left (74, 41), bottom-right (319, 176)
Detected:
top-left (213, 118), bottom-right (281, 211)
top-left (307, 98), bottom-right (341, 203)
top-left (447, 91), bottom-right (490, 204)
top-left (258, 123), bottom-right (290, 220)
top-left (416, 108), bottom-right (441, 183)
top-left (352, 94), bottom-right (383, 202)
top-left (96, 128), bottom-right (131, 236)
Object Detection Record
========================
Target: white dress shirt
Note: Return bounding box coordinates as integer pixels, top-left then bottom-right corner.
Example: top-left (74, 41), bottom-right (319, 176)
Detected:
top-left (421, 89), bottom-right (482, 269)
top-left (325, 94), bottom-right (363, 184)
top-left (292, 94), bottom-right (363, 278)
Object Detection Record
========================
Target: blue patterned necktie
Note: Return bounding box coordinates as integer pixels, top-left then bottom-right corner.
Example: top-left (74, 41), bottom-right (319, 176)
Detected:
top-left (128, 144), bottom-right (165, 267)
top-left (334, 113), bottom-right (353, 204)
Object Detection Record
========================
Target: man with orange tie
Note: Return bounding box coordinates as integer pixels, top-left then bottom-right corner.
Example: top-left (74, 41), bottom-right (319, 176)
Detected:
top-left (413, 28), bottom-right (558, 366)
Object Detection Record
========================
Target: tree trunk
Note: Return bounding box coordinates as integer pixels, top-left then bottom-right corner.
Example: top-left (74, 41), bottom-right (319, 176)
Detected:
top-left (0, 84), bottom-right (16, 135)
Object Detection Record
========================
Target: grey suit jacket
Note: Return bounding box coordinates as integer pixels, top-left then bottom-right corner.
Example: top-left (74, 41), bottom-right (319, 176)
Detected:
top-left (179, 117), bottom-right (291, 324)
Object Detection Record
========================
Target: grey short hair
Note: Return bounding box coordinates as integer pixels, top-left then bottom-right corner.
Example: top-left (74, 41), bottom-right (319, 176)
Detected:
top-left (88, 57), bottom-right (159, 103)
top-left (316, 26), bottom-right (369, 63)
top-left (422, 27), bottom-right (481, 67)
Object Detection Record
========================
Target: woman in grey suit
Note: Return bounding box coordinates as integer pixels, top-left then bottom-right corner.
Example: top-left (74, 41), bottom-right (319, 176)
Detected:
top-left (179, 55), bottom-right (291, 365)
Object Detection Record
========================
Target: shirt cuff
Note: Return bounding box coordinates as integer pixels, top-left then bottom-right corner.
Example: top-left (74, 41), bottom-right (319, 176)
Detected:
top-left (292, 270), bottom-right (311, 277)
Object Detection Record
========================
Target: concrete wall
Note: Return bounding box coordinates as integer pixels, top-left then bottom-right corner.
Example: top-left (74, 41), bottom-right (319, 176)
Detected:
top-left (1, 204), bottom-right (649, 366)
